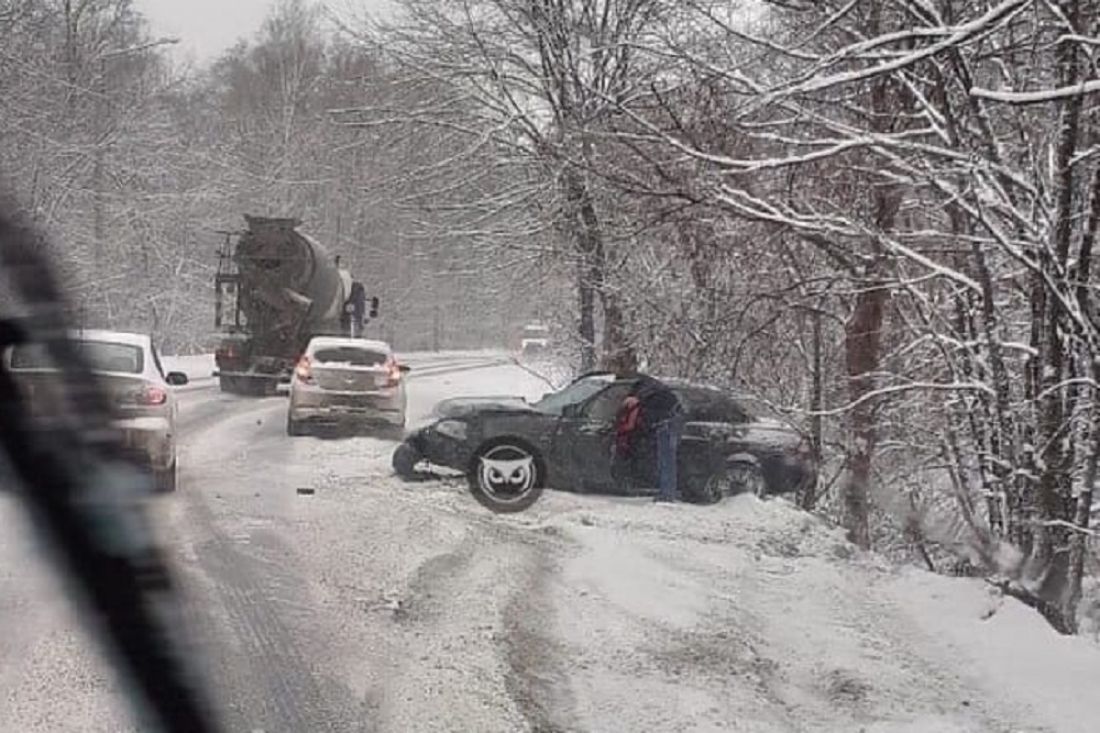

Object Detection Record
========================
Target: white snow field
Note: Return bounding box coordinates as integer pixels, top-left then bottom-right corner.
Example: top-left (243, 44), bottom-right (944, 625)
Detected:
top-left (0, 356), bottom-right (1098, 732)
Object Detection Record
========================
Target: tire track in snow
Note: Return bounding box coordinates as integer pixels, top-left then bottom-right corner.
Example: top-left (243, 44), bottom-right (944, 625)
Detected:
top-left (170, 397), bottom-right (353, 732)
top-left (185, 495), bottom-right (343, 732)
top-left (500, 548), bottom-right (578, 733)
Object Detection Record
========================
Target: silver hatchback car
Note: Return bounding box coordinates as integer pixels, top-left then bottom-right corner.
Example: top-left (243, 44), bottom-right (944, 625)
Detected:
top-left (5, 329), bottom-right (189, 491)
top-left (286, 337), bottom-right (409, 438)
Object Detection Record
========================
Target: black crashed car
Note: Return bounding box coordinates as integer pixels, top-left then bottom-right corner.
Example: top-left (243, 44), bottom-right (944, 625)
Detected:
top-left (393, 373), bottom-right (817, 513)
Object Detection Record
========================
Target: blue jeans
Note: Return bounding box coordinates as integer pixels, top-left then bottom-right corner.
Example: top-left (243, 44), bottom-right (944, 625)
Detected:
top-left (655, 415), bottom-right (683, 500)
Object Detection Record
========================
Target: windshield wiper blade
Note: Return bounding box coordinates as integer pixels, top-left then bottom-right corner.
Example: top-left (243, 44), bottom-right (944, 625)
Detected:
top-left (0, 205), bottom-right (223, 733)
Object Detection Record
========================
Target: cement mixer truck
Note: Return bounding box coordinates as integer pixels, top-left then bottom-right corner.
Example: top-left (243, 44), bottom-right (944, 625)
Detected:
top-left (212, 215), bottom-right (379, 395)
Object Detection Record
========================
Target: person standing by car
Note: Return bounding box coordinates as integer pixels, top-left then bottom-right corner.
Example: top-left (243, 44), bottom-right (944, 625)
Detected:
top-left (607, 350), bottom-right (684, 502)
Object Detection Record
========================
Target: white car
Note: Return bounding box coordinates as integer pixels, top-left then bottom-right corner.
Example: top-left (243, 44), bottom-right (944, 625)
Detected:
top-left (5, 329), bottom-right (189, 492)
top-left (518, 323), bottom-right (551, 356)
top-left (286, 337), bottom-right (409, 438)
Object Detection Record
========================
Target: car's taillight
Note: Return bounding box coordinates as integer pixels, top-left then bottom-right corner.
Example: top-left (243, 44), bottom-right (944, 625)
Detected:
top-left (295, 355), bottom-right (313, 383)
top-left (121, 384), bottom-right (167, 406)
top-left (385, 360), bottom-right (402, 387)
top-left (145, 385), bottom-right (168, 405)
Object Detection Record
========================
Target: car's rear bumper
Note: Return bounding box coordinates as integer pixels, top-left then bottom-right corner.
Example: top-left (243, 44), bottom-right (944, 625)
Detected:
top-left (289, 385), bottom-right (405, 425)
top-left (115, 416), bottom-right (174, 470)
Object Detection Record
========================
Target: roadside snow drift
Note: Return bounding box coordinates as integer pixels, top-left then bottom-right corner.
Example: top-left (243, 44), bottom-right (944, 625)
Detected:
top-left (470, 491), bottom-right (1100, 733)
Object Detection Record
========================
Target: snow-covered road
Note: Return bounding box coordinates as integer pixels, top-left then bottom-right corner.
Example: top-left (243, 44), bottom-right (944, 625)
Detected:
top-left (2, 353), bottom-right (1100, 732)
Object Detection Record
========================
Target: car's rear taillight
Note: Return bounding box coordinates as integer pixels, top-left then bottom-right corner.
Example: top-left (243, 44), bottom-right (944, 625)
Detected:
top-left (385, 359), bottom-right (402, 387)
top-left (145, 385), bottom-right (168, 405)
top-left (295, 355), bottom-right (314, 383)
top-left (121, 384), bottom-right (167, 406)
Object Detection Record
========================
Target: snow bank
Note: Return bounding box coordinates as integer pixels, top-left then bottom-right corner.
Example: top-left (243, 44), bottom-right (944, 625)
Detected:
top-left (888, 569), bottom-right (1100, 733)
top-left (474, 491), bottom-right (1100, 732)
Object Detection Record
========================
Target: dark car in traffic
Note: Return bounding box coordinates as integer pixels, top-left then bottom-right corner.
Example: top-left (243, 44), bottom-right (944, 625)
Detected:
top-left (392, 373), bottom-right (817, 512)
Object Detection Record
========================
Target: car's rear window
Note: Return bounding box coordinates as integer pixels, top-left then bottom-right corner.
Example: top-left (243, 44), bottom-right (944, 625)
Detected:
top-left (675, 387), bottom-right (751, 423)
top-left (312, 346), bottom-right (388, 366)
top-left (10, 340), bottom-right (144, 374)
top-left (734, 394), bottom-right (785, 421)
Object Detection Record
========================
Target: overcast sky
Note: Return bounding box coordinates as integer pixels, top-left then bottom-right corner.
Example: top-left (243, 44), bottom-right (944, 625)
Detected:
top-left (134, 0), bottom-right (393, 65)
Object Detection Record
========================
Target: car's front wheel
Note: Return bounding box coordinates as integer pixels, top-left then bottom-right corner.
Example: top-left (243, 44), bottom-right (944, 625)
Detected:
top-left (468, 440), bottom-right (544, 513)
top-left (695, 461), bottom-right (766, 504)
top-left (392, 442), bottom-right (422, 479)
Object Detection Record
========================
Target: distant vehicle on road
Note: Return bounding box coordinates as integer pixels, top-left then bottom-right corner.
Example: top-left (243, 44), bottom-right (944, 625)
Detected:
top-left (393, 373), bottom-right (817, 512)
top-left (286, 337), bottom-right (410, 438)
top-left (5, 329), bottom-right (189, 492)
top-left (516, 322), bottom-right (550, 357)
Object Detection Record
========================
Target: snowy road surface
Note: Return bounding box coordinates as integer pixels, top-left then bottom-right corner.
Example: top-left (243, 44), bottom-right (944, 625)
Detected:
top-left (2, 353), bottom-right (1100, 732)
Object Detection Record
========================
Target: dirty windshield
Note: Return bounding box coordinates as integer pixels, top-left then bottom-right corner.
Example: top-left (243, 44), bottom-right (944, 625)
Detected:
top-left (2, 1), bottom-right (1100, 733)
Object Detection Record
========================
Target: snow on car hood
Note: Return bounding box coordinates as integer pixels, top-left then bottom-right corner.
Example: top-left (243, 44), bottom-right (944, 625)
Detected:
top-left (432, 395), bottom-right (534, 419)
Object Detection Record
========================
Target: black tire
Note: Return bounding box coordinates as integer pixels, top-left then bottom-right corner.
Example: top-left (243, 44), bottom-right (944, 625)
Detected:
top-left (467, 439), bottom-right (545, 514)
top-left (155, 460), bottom-right (177, 493)
top-left (286, 414), bottom-right (306, 437)
top-left (729, 462), bottom-right (767, 498)
top-left (219, 375), bottom-right (239, 393)
top-left (392, 442), bottom-right (422, 480)
top-left (695, 469), bottom-right (731, 505)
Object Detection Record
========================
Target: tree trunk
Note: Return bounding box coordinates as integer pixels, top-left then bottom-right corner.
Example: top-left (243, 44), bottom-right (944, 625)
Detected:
top-left (1062, 367), bottom-right (1097, 632)
top-left (578, 252), bottom-right (596, 371)
top-left (842, 270), bottom-right (887, 549)
top-left (801, 304), bottom-right (824, 510)
top-left (1061, 152), bottom-right (1100, 629)
top-left (562, 165), bottom-right (622, 369)
top-left (1033, 0), bottom-right (1083, 569)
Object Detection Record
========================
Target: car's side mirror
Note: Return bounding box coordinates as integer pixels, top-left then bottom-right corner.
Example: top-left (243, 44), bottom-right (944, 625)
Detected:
top-left (398, 364), bottom-right (411, 374)
top-left (165, 371), bottom-right (188, 386)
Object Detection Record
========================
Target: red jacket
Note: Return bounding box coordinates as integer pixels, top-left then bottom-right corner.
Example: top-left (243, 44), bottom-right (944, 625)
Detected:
top-left (614, 396), bottom-right (641, 456)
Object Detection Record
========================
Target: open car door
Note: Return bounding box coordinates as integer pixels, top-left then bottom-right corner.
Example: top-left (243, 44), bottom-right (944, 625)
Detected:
top-left (555, 381), bottom-right (634, 493)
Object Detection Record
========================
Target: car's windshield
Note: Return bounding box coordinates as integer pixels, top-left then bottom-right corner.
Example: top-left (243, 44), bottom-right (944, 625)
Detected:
top-left (531, 375), bottom-right (614, 415)
top-left (10, 340), bottom-right (144, 374)
top-left (312, 346), bottom-right (388, 366)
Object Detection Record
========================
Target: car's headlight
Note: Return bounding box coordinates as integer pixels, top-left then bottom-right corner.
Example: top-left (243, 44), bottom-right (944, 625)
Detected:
top-left (433, 419), bottom-right (468, 441)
